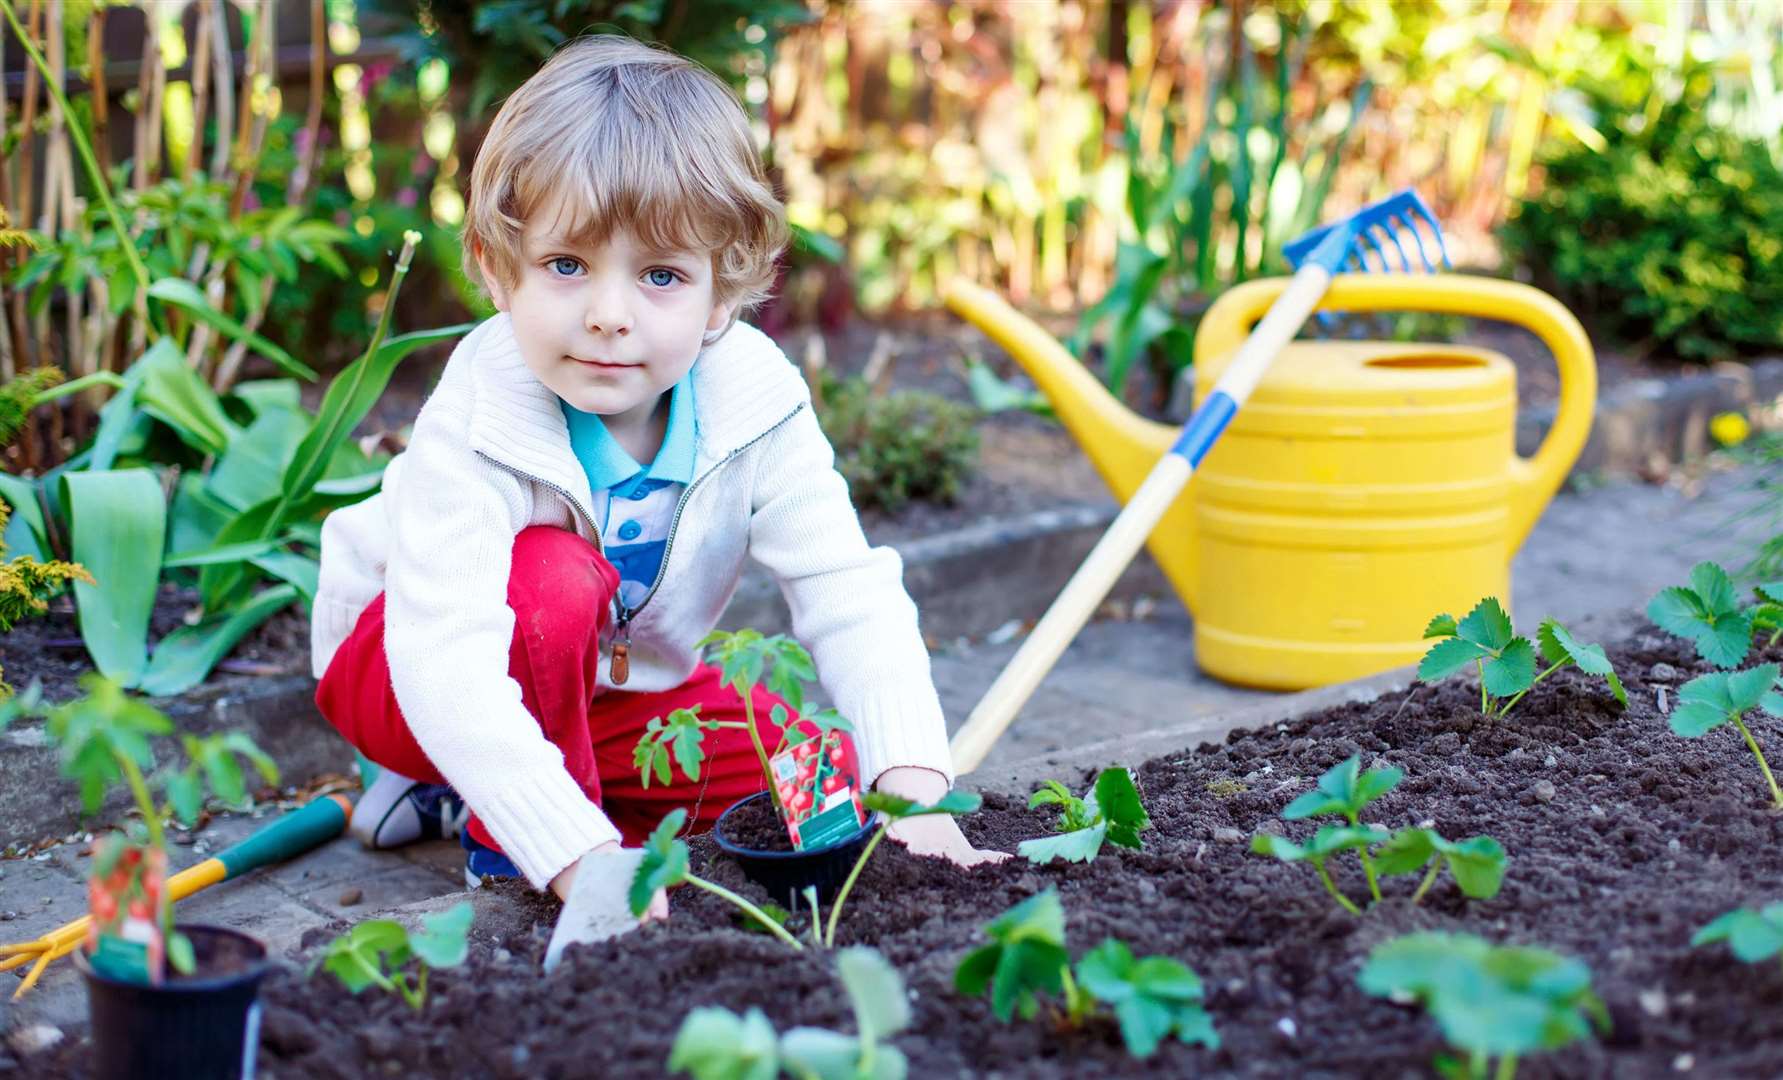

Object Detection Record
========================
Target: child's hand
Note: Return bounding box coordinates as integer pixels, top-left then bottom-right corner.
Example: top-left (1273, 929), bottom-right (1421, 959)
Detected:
top-left (551, 840), bottom-right (670, 918)
top-left (543, 841), bottom-right (668, 971)
top-left (875, 766), bottom-right (1010, 868)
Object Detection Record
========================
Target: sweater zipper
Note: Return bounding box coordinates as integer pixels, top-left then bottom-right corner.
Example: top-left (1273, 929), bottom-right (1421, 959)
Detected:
top-left (609, 402), bottom-right (806, 684)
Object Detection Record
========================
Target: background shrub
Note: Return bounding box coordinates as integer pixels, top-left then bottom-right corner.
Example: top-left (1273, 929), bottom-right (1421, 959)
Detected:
top-left (1500, 61), bottom-right (1783, 361)
top-left (815, 375), bottom-right (979, 514)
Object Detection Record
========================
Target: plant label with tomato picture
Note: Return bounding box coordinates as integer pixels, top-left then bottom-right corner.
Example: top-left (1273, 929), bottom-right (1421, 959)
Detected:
top-left (85, 837), bottom-right (170, 984)
top-left (768, 729), bottom-right (865, 850)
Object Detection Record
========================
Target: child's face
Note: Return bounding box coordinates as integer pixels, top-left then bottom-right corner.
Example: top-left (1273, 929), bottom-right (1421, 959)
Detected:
top-left (481, 201), bottom-right (733, 429)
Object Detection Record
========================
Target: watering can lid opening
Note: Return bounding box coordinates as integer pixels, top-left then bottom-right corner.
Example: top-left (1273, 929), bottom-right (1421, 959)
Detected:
top-left (1193, 341), bottom-right (1516, 406)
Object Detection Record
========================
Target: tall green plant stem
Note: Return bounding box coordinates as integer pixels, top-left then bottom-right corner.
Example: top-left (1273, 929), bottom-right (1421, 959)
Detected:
top-left (112, 750), bottom-right (166, 853)
top-left (1498, 660), bottom-right (1566, 717)
top-left (0, 0), bottom-right (156, 331)
top-left (1313, 860), bottom-right (1362, 916)
top-left (1729, 714), bottom-right (1783, 808)
top-left (686, 873), bottom-right (802, 951)
top-left (737, 691), bottom-right (784, 817)
top-left (1495, 1051), bottom-right (1518, 1080)
top-left (824, 823), bottom-right (887, 947)
top-left (1411, 863), bottom-right (1440, 905)
top-left (1344, 811), bottom-right (1382, 902)
top-left (30, 372), bottom-right (126, 405)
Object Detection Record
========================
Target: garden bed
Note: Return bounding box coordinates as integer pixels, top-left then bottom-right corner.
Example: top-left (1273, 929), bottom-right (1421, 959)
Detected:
top-left (68, 623), bottom-right (1771, 1079)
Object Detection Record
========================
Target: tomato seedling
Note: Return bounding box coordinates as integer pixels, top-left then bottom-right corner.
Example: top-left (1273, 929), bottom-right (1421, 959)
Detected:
top-left (632, 630), bottom-right (852, 817)
top-left (822, 789), bottom-right (980, 948)
top-left (955, 890), bottom-right (1217, 1058)
top-left (631, 809), bottom-right (804, 951)
top-left (316, 901), bottom-right (471, 1011)
top-left (1359, 932), bottom-right (1608, 1080)
top-left (1375, 828), bottom-right (1507, 904)
top-left (1017, 767), bottom-right (1150, 865)
top-left (669, 946), bottom-right (911, 1080)
top-left (2, 674), bottom-right (277, 983)
top-left (1692, 902), bottom-right (1783, 975)
top-left (1648, 561), bottom-right (1753, 669)
top-left (1668, 663), bottom-right (1783, 808)
top-left (1419, 600), bottom-right (1625, 716)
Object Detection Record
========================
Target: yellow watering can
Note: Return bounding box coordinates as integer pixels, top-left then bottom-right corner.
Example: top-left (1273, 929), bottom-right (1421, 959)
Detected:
top-left (945, 273), bottom-right (1597, 690)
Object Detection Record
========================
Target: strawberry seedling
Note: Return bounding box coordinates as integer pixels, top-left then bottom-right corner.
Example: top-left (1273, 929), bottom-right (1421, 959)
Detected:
top-left (668, 946), bottom-right (911, 1080)
top-left (631, 809), bottom-right (805, 951)
top-left (1419, 599), bottom-right (1625, 716)
top-left (316, 901), bottom-right (471, 1011)
top-left (954, 890), bottom-right (1218, 1058)
top-left (1692, 902), bottom-right (1783, 975)
top-left (1250, 826), bottom-right (1388, 916)
top-left (1749, 582), bottom-right (1783, 647)
top-left (1668, 663), bottom-right (1783, 808)
top-left (1359, 932), bottom-right (1608, 1080)
top-left (1254, 754), bottom-right (1400, 906)
top-left (1648, 561), bottom-right (1753, 668)
top-left (822, 789), bottom-right (981, 947)
top-left (1375, 828), bottom-right (1508, 904)
top-left (1017, 767), bottom-right (1150, 865)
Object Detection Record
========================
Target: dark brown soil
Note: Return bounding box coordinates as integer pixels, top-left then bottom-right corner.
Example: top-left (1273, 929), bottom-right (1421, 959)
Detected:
top-left (36, 624), bottom-right (1751, 1079)
top-left (718, 789), bottom-right (800, 852)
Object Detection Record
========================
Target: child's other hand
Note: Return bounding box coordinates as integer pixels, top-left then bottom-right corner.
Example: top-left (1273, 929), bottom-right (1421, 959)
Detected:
top-left (875, 766), bottom-right (1010, 868)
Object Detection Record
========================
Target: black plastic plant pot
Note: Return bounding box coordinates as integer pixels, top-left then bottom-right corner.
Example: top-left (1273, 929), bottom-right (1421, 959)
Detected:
top-left (714, 791), bottom-right (880, 908)
top-left (76, 923), bottom-right (270, 1080)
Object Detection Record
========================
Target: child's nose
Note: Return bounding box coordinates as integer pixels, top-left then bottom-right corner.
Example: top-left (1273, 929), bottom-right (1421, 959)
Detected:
top-left (583, 283), bottom-right (632, 337)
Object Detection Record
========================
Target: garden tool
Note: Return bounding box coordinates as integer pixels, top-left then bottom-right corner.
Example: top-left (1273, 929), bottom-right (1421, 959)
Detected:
top-left (948, 189), bottom-right (1520, 774)
top-left (0, 793), bottom-right (352, 998)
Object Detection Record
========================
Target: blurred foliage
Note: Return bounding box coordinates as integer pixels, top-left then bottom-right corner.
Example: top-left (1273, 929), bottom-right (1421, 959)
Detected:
top-left (1500, 41), bottom-right (1783, 360)
top-left (814, 373), bottom-right (979, 514)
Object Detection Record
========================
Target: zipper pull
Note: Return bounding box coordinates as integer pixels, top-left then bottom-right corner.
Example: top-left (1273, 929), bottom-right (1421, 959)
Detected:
top-left (610, 610), bottom-right (632, 686)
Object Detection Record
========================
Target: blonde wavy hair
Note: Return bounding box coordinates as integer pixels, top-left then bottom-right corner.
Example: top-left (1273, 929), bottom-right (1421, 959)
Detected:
top-left (462, 35), bottom-right (787, 316)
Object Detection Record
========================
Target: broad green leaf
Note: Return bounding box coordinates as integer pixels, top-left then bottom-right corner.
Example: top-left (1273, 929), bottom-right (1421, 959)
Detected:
top-left (131, 334), bottom-right (241, 456)
top-left (837, 946), bottom-right (909, 1041)
top-left (862, 789), bottom-right (981, 821)
top-left (1284, 755), bottom-right (1400, 821)
top-left (1482, 637), bottom-right (1538, 697)
top-left (1419, 635), bottom-right (1486, 682)
top-left (777, 1027), bottom-right (868, 1080)
top-left (62, 469), bottom-right (167, 687)
top-left (1028, 781), bottom-right (1076, 810)
top-left (1374, 827), bottom-right (1438, 876)
top-left (167, 930), bottom-right (196, 976)
top-left (668, 1006), bottom-right (781, 1080)
top-left (1648, 563), bottom-right (1753, 668)
top-left (1017, 824), bottom-right (1107, 865)
top-left (1691, 561), bottom-right (1740, 616)
top-left (281, 324), bottom-right (469, 510)
top-left (1692, 905), bottom-right (1783, 963)
top-left (1250, 833), bottom-right (1310, 861)
top-left (1669, 699), bottom-right (1730, 738)
top-left (409, 901), bottom-right (473, 969)
top-left (164, 768), bottom-right (203, 826)
top-left (1093, 767), bottom-right (1150, 849)
top-left (1438, 835), bottom-right (1508, 899)
top-left (956, 890), bottom-right (1069, 1021)
top-left (320, 920), bottom-right (410, 994)
top-left (0, 473), bottom-right (47, 558)
top-left (88, 344), bottom-right (156, 471)
top-left (1305, 823), bottom-right (1389, 858)
top-left (631, 809), bottom-right (690, 915)
top-left (1076, 940), bottom-right (1216, 1058)
top-left (1456, 597), bottom-right (1515, 650)
top-left (138, 585), bottom-right (300, 696)
top-left (1647, 586), bottom-right (1710, 637)
top-left (146, 278), bottom-right (316, 380)
top-left (163, 539), bottom-right (285, 568)
top-left (229, 379), bottom-right (303, 417)
top-left (209, 407), bottom-right (309, 511)
top-left (248, 551), bottom-right (319, 605)
top-left (1727, 664), bottom-right (1779, 714)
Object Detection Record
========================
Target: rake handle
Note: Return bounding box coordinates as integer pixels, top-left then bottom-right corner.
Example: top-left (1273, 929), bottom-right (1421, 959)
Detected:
top-left (950, 266), bottom-right (1335, 775)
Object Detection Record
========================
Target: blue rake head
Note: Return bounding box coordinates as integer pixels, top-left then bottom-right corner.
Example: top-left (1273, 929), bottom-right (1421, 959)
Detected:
top-left (1283, 189), bottom-right (1450, 335)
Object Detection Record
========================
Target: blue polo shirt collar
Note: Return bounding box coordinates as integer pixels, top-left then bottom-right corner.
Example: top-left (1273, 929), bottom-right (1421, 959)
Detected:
top-left (560, 372), bottom-right (698, 496)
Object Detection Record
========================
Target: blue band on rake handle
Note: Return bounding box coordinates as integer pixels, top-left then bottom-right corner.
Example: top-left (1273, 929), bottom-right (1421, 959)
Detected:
top-left (1170, 390), bottom-right (1238, 465)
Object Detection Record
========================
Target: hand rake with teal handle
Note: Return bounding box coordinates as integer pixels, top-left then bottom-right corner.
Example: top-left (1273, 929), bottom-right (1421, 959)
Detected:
top-left (949, 189), bottom-right (1451, 774)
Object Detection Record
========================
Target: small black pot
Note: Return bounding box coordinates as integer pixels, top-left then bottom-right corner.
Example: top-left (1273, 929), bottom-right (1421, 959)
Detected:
top-left (714, 791), bottom-right (880, 907)
top-left (78, 924), bottom-right (270, 1080)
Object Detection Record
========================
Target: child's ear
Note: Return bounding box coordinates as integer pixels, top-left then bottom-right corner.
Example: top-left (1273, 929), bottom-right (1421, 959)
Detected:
top-left (473, 242), bottom-right (513, 312)
top-left (704, 297), bottom-right (735, 336)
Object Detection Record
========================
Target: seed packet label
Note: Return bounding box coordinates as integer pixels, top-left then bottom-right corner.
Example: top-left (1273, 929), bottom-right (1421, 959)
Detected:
top-left (85, 839), bottom-right (168, 985)
top-left (768, 728), bottom-right (865, 850)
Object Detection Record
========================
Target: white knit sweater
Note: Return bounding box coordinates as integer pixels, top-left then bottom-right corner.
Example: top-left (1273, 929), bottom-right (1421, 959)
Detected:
top-left (310, 315), bottom-right (955, 887)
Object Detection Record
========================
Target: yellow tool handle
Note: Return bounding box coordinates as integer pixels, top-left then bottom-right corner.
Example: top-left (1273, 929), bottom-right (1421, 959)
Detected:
top-left (1195, 274), bottom-right (1596, 549)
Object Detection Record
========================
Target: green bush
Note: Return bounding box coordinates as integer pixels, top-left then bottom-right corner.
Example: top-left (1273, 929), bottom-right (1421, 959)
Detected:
top-left (815, 375), bottom-right (979, 514)
top-left (1500, 64), bottom-right (1783, 361)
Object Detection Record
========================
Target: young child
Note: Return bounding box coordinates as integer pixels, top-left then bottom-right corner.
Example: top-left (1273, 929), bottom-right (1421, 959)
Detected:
top-left (310, 35), bottom-right (1002, 913)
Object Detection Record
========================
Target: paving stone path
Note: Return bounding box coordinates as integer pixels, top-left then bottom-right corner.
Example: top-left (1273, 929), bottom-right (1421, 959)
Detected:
top-left (1, 463), bottom-right (1773, 1037)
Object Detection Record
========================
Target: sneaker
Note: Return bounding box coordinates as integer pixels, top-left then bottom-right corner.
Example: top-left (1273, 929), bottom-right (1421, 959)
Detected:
top-left (461, 830), bottom-right (522, 889)
top-left (349, 768), bottom-right (470, 850)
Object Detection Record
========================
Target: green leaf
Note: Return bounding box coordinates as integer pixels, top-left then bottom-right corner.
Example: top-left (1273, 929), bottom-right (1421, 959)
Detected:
top-left (138, 585), bottom-right (300, 696)
top-left (668, 1006), bottom-right (781, 1080)
top-left (1304, 823), bottom-right (1390, 858)
top-left (166, 930), bottom-right (196, 976)
top-left (320, 919), bottom-right (410, 994)
top-left (1456, 597), bottom-right (1514, 650)
top-left (1691, 561), bottom-right (1740, 615)
top-left (837, 946), bottom-right (909, 1042)
top-left (1418, 635), bottom-right (1487, 681)
top-left (1669, 699), bottom-right (1731, 738)
top-left (1692, 905), bottom-right (1783, 963)
top-left (1018, 824), bottom-right (1108, 865)
top-left (409, 901), bottom-right (473, 969)
top-left (1374, 827), bottom-right (1438, 876)
top-left (208, 407), bottom-right (309, 511)
top-left (131, 334), bottom-right (242, 456)
top-left (1436, 835), bottom-right (1508, 899)
top-left (777, 1027), bottom-right (867, 1080)
top-left (1423, 613), bottom-right (1459, 639)
top-left (1648, 563), bottom-right (1753, 668)
top-left (146, 278), bottom-right (316, 380)
top-left (1249, 833), bottom-right (1310, 861)
top-left (954, 890), bottom-right (1070, 1022)
top-left (62, 469), bottom-right (167, 687)
top-left (1076, 940), bottom-right (1217, 1058)
top-left (1092, 767), bottom-right (1150, 849)
top-left (1727, 664), bottom-right (1779, 714)
top-left (861, 789), bottom-right (981, 821)
top-left (1283, 755), bottom-right (1400, 821)
top-left (164, 767), bottom-right (204, 826)
top-left (1481, 637), bottom-right (1538, 698)
top-left (631, 810), bottom-right (690, 916)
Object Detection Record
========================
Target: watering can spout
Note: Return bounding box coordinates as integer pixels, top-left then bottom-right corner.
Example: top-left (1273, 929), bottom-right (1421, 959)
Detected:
top-left (941, 279), bottom-right (1201, 612)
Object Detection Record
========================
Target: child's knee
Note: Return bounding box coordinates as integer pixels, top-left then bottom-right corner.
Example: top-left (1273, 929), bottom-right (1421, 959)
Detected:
top-left (508, 526), bottom-right (619, 630)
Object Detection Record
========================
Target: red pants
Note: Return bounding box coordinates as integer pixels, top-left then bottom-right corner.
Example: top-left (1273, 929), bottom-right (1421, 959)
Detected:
top-left (315, 525), bottom-right (792, 850)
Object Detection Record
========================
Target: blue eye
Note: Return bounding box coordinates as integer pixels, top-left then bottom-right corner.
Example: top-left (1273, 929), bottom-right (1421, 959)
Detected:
top-left (548, 257), bottom-right (582, 276)
top-left (646, 268), bottom-right (679, 287)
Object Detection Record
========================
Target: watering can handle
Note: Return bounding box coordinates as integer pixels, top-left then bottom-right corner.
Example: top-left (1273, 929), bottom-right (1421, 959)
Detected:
top-left (1194, 273), bottom-right (1596, 551)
